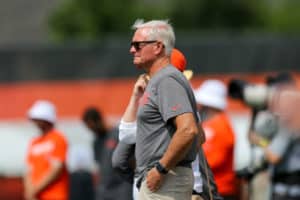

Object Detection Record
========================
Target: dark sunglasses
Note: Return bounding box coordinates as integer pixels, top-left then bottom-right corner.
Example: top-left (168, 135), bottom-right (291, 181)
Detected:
top-left (130, 40), bottom-right (157, 51)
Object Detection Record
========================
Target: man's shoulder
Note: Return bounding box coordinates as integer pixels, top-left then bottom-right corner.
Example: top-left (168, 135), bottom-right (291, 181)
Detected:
top-left (47, 129), bottom-right (68, 143)
top-left (161, 65), bottom-right (183, 78)
top-left (29, 136), bottom-right (41, 146)
top-left (100, 128), bottom-right (118, 151)
top-left (153, 66), bottom-right (186, 86)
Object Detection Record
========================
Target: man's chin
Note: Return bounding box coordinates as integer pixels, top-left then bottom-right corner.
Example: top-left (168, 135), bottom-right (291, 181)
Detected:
top-left (133, 61), bottom-right (142, 69)
top-left (135, 65), bottom-right (143, 69)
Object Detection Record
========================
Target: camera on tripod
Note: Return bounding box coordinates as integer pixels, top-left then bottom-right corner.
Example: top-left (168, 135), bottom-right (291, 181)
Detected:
top-left (229, 72), bottom-right (294, 180)
top-left (228, 79), bottom-right (273, 110)
top-left (228, 72), bottom-right (294, 141)
top-left (228, 72), bottom-right (294, 110)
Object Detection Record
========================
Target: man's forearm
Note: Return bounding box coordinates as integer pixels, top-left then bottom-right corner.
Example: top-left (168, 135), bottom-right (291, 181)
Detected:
top-left (23, 173), bottom-right (31, 193)
top-left (122, 95), bottom-right (139, 122)
top-left (159, 120), bottom-right (198, 170)
top-left (35, 161), bottom-right (63, 194)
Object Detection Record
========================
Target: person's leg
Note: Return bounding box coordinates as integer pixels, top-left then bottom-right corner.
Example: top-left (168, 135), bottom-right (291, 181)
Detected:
top-left (138, 167), bottom-right (194, 200)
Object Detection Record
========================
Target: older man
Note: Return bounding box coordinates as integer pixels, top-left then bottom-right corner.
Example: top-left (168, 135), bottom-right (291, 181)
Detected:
top-left (129, 19), bottom-right (200, 200)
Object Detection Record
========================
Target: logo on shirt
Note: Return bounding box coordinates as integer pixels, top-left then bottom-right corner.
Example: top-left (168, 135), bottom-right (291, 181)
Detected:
top-left (105, 139), bottom-right (117, 149)
top-left (171, 103), bottom-right (182, 111)
top-left (31, 141), bottom-right (54, 155)
top-left (139, 92), bottom-right (150, 106)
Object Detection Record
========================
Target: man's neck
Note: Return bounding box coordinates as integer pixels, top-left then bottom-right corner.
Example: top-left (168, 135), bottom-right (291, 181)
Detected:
top-left (148, 56), bottom-right (170, 77)
top-left (40, 126), bottom-right (53, 136)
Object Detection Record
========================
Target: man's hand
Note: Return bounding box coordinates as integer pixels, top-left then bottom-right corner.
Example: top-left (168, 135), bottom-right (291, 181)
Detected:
top-left (132, 74), bottom-right (149, 99)
top-left (146, 167), bottom-right (165, 192)
top-left (249, 131), bottom-right (269, 148)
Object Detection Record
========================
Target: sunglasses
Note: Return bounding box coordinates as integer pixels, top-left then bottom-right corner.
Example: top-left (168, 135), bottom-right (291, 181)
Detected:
top-left (130, 40), bottom-right (157, 51)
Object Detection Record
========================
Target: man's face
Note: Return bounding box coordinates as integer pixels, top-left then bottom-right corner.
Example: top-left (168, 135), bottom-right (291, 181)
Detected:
top-left (274, 90), bottom-right (300, 132)
top-left (84, 119), bottom-right (97, 133)
top-left (31, 119), bottom-right (52, 133)
top-left (130, 28), bottom-right (158, 69)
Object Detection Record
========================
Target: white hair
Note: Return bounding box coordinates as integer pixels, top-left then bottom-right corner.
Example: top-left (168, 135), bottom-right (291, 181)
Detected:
top-left (132, 19), bottom-right (175, 55)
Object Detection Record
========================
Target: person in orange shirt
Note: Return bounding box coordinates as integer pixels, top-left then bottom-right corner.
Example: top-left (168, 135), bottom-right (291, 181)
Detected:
top-left (194, 80), bottom-right (238, 200)
top-left (24, 100), bottom-right (69, 200)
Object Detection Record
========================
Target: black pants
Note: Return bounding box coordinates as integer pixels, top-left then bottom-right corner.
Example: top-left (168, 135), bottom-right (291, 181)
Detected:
top-left (222, 195), bottom-right (237, 200)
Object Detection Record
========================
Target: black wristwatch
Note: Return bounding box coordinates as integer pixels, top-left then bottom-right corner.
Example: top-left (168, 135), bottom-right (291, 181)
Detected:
top-left (155, 162), bottom-right (169, 174)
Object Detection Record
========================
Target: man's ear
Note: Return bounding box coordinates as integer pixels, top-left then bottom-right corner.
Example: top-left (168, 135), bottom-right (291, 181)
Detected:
top-left (153, 42), bottom-right (165, 55)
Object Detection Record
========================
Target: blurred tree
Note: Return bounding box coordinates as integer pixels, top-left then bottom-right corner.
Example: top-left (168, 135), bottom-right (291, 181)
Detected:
top-left (48, 0), bottom-right (300, 41)
top-left (264, 0), bottom-right (300, 33)
top-left (48, 0), bottom-right (171, 41)
top-left (48, 0), bottom-right (136, 41)
top-left (169, 0), bottom-right (264, 31)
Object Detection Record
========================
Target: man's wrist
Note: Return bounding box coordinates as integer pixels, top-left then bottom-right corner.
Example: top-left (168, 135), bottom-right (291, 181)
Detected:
top-left (155, 162), bottom-right (169, 174)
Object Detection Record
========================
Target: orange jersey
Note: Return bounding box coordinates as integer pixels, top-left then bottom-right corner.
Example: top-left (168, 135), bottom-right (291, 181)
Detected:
top-left (202, 113), bottom-right (237, 196)
top-left (26, 129), bottom-right (69, 200)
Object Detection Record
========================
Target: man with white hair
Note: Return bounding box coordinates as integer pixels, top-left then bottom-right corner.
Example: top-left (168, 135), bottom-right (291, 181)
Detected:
top-left (24, 100), bottom-right (69, 200)
top-left (113, 48), bottom-right (210, 200)
top-left (129, 19), bottom-right (200, 200)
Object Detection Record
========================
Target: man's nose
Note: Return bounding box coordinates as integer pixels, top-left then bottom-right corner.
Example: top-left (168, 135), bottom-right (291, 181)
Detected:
top-left (130, 46), bottom-right (136, 54)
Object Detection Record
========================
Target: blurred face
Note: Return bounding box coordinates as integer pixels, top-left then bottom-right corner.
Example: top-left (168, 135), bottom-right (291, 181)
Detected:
top-left (31, 119), bottom-right (53, 134)
top-left (274, 90), bottom-right (300, 132)
top-left (130, 28), bottom-right (159, 69)
top-left (83, 118), bottom-right (107, 136)
top-left (84, 119), bottom-right (97, 133)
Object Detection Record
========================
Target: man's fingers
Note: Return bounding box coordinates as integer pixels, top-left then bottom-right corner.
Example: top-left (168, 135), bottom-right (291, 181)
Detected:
top-left (146, 178), bottom-right (161, 192)
top-left (140, 73), bottom-right (150, 83)
top-left (146, 180), bottom-right (154, 191)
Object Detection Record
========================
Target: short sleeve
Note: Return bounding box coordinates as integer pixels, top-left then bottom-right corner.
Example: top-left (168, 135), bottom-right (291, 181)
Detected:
top-left (51, 135), bottom-right (68, 162)
top-left (118, 120), bottom-right (137, 144)
top-left (157, 77), bottom-right (193, 122)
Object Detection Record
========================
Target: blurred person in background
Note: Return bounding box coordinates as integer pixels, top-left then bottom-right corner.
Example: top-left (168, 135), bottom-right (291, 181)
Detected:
top-left (82, 107), bottom-right (133, 200)
top-left (249, 73), bottom-right (300, 200)
top-left (194, 80), bottom-right (238, 200)
top-left (269, 88), bottom-right (300, 133)
top-left (112, 73), bottom-right (147, 200)
top-left (68, 145), bottom-right (95, 200)
top-left (24, 100), bottom-right (69, 200)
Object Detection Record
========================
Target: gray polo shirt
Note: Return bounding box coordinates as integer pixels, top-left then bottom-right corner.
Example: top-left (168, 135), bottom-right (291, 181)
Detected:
top-left (135, 65), bottom-right (199, 178)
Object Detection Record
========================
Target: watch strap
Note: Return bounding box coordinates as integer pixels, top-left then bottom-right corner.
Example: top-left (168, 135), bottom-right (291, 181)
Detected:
top-left (155, 162), bottom-right (169, 174)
